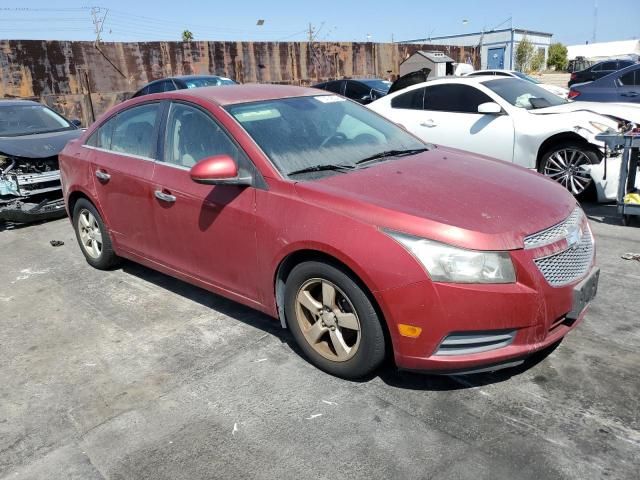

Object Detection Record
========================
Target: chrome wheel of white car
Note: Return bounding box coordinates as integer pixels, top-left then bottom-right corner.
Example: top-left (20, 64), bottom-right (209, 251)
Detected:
top-left (540, 144), bottom-right (599, 197)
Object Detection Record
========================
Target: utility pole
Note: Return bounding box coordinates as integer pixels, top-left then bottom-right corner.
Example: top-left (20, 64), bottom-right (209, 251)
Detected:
top-left (91, 6), bottom-right (108, 45)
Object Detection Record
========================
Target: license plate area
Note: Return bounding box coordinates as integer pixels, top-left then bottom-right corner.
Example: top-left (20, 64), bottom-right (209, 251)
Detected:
top-left (567, 267), bottom-right (600, 320)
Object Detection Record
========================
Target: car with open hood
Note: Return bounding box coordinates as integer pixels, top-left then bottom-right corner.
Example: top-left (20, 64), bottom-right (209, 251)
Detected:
top-left (368, 76), bottom-right (627, 199)
top-left (0, 100), bottom-right (83, 223)
top-left (59, 84), bottom-right (599, 379)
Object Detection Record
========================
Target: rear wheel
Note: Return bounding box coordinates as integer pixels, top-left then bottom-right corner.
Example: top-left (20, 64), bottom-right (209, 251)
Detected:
top-left (284, 261), bottom-right (386, 379)
top-left (539, 141), bottom-right (600, 197)
top-left (73, 198), bottom-right (120, 270)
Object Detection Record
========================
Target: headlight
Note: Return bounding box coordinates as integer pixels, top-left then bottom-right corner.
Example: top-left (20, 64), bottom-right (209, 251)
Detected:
top-left (589, 121), bottom-right (613, 133)
top-left (385, 231), bottom-right (516, 284)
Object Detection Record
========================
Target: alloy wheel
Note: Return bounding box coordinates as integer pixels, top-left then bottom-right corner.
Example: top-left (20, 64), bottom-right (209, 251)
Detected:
top-left (543, 148), bottom-right (593, 195)
top-left (77, 209), bottom-right (103, 259)
top-left (294, 278), bottom-right (361, 362)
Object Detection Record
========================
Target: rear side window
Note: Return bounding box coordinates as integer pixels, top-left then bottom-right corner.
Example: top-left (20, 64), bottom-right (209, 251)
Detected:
top-left (345, 81), bottom-right (371, 99)
top-left (619, 70), bottom-right (640, 86)
top-left (600, 62), bottom-right (617, 71)
top-left (100, 103), bottom-right (160, 158)
top-left (391, 88), bottom-right (425, 110)
top-left (324, 81), bottom-right (344, 94)
top-left (423, 84), bottom-right (493, 113)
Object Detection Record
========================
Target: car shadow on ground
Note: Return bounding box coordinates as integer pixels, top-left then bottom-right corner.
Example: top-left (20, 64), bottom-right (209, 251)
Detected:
top-left (120, 260), bottom-right (560, 392)
top-left (582, 201), bottom-right (630, 226)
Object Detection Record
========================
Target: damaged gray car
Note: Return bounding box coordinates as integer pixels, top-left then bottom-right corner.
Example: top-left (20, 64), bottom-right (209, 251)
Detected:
top-left (0, 100), bottom-right (82, 223)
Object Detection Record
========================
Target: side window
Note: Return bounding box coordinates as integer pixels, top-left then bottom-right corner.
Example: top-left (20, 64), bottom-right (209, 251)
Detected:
top-left (110, 103), bottom-right (160, 158)
top-left (619, 70), bottom-right (639, 86)
top-left (163, 103), bottom-right (241, 168)
top-left (345, 81), bottom-right (371, 100)
top-left (494, 72), bottom-right (510, 76)
top-left (324, 81), bottom-right (343, 94)
top-left (423, 84), bottom-right (493, 113)
top-left (147, 81), bottom-right (171, 94)
top-left (601, 62), bottom-right (617, 71)
top-left (391, 88), bottom-right (425, 110)
top-left (85, 116), bottom-right (115, 149)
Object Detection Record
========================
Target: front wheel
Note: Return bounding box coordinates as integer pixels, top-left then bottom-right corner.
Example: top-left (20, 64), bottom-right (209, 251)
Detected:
top-left (73, 198), bottom-right (120, 270)
top-left (538, 142), bottom-right (600, 197)
top-left (284, 261), bottom-right (386, 379)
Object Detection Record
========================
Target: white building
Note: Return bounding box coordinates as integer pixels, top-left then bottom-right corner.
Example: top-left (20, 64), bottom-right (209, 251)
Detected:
top-left (401, 28), bottom-right (554, 71)
top-left (399, 51), bottom-right (455, 77)
top-left (567, 40), bottom-right (640, 61)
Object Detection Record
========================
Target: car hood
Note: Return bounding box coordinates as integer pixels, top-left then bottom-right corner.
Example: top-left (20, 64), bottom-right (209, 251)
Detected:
top-left (294, 149), bottom-right (576, 251)
top-left (531, 101), bottom-right (640, 124)
top-left (0, 129), bottom-right (83, 158)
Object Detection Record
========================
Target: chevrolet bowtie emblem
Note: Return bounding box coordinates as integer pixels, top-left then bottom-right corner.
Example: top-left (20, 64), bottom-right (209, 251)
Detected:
top-left (567, 225), bottom-right (582, 250)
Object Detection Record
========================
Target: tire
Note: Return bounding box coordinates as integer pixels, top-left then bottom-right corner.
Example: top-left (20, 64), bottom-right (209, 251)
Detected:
top-left (72, 198), bottom-right (120, 270)
top-left (284, 261), bottom-right (386, 379)
top-left (538, 141), bottom-right (601, 198)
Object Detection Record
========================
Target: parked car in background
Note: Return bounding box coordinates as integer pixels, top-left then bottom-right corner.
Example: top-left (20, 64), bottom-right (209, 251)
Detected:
top-left (0, 100), bottom-right (82, 223)
top-left (569, 63), bottom-right (640, 103)
top-left (59, 84), bottom-right (598, 379)
top-left (368, 77), bottom-right (620, 197)
top-left (131, 75), bottom-right (237, 98)
top-left (466, 69), bottom-right (569, 98)
top-left (568, 59), bottom-right (636, 86)
top-left (312, 78), bottom-right (392, 104)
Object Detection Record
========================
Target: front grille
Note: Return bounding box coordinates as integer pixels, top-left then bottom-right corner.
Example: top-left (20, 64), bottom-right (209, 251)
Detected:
top-left (434, 330), bottom-right (516, 356)
top-left (534, 229), bottom-right (594, 287)
top-left (524, 208), bottom-right (582, 249)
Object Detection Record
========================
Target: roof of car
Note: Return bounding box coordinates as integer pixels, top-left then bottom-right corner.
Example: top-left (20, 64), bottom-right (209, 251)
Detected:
top-left (164, 83), bottom-right (328, 106)
top-left (0, 99), bottom-right (41, 107)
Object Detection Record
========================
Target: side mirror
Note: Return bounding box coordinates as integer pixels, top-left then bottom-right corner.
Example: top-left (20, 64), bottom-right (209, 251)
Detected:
top-left (71, 119), bottom-right (82, 127)
top-left (189, 155), bottom-right (252, 186)
top-left (477, 102), bottom-right (503, 115)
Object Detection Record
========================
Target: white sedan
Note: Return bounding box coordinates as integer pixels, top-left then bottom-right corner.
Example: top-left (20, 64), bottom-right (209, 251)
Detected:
top-left (368, 76), bottom-right (620, 197)
top-left (465, 69), bottom-right (569, 98)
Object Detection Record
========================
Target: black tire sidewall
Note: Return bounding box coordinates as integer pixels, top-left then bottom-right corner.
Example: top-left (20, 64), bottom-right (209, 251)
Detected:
top-left (284, 261), bottom-right (386, 379)
top-left (72, 199), bottom-right (119, 270)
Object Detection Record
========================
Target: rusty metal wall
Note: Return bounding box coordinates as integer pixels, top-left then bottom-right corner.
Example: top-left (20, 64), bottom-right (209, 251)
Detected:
top-left (0, 40), bottom-right (478, 125)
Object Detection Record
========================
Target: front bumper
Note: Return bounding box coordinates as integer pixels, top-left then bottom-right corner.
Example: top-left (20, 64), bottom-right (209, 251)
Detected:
top-left (374, 246), bottom-right (597, 374)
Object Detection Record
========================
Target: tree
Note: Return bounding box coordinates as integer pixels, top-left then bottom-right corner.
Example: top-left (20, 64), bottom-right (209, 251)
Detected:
top-left (530, 50), bottom-right (546, 72)
top-left (515, 36), bottom-right (534, 72)
top-left (182, 29), bottom-right (194, 42)
top-left (547, 42), bottom-right (568, 71)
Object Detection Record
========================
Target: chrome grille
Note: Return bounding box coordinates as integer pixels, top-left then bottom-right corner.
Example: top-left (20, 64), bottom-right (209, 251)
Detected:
top-left (534, 229), bottom-right (594, 287)
top-left (524, 208), bottom-right (582, 249)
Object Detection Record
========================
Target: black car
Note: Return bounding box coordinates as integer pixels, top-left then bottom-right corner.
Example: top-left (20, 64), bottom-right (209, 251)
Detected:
top-left (0, 100), bottom-right (82, 223)
top-left (313, 78), bottom-right (392, 104)
top-left (132, 75), bottom-right (237, 98)
top-left (569, 63), bottom-right (640, 103)
top-left (568, 59), bottom-right (636, 86)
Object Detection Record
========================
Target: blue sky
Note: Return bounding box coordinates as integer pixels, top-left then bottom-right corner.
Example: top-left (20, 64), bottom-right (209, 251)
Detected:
top-left (1, 1), bottom-right (638, 46)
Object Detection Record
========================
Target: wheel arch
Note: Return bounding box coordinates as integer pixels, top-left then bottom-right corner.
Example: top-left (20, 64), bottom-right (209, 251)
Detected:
top-left (536, 132), bottom-right (601, 170)
top-left (273, 248), bottom-right (395, 362)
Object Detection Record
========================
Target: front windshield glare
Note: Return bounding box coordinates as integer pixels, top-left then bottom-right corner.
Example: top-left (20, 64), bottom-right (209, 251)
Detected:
top-left (226, 95), bottom-right (425, 177)
top-left (0, 105), bottom-right (72, 136)
top-left (485, 78), bottom-right (566, 109)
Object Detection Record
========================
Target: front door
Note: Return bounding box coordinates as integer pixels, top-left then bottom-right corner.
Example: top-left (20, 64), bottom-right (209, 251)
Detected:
top-left (418, 83), bottom-right (515, 162)
top-left (617, 68), bottom-right (640, 103)
top-left (487, 47), bottom-right (505, 69)
top-left (87, 102), bottom-right (161, 256)
top-left (150, 102), bottom-right (259, 299)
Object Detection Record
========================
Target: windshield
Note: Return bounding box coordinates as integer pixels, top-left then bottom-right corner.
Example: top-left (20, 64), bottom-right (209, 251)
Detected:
top-left (511, 71), bottom-right (541, 84)
top-left (484, 78), bottom-right (567, 109)
top-left (0, 104), bottom-right (73, 137)
top-left (360, 79), bottom-right (392, 93)
top-left (185, 77), bottom-right (236, 88)
top-left (226, 95), bottom-right (425, 177)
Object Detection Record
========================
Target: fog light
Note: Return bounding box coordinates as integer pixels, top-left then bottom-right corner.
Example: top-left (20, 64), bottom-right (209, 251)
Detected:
top-left (398, 324), bottom-right (422, 338)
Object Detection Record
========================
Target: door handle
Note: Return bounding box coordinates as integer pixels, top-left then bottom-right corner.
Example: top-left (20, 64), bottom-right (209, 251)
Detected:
top-left (420, 120), bottom-right (437, 128)
top-left (95, 170), bottom-right (111, 181)
top-left (154, 190), bottom-right (176, 203)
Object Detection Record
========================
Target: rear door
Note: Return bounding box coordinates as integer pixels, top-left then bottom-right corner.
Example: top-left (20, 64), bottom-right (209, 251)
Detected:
top-left (87, 102), bottom-right (161, 255)
top-left (617, 67), bottom-right (640, 103)
top-left (417, 83), bottom-right (515, 162)
top-left (149, 101), bottom-right (259, 298)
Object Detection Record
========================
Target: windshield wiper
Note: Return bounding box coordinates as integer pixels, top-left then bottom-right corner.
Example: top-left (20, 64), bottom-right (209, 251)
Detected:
top-left (355, 148), bottom-right (428, 166)
top-left (287, 163), bottom-right (356, 176)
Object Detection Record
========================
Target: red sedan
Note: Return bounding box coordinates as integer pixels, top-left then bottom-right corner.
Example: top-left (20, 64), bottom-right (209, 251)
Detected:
top-left (59, 84), bottom-right (599, 379)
